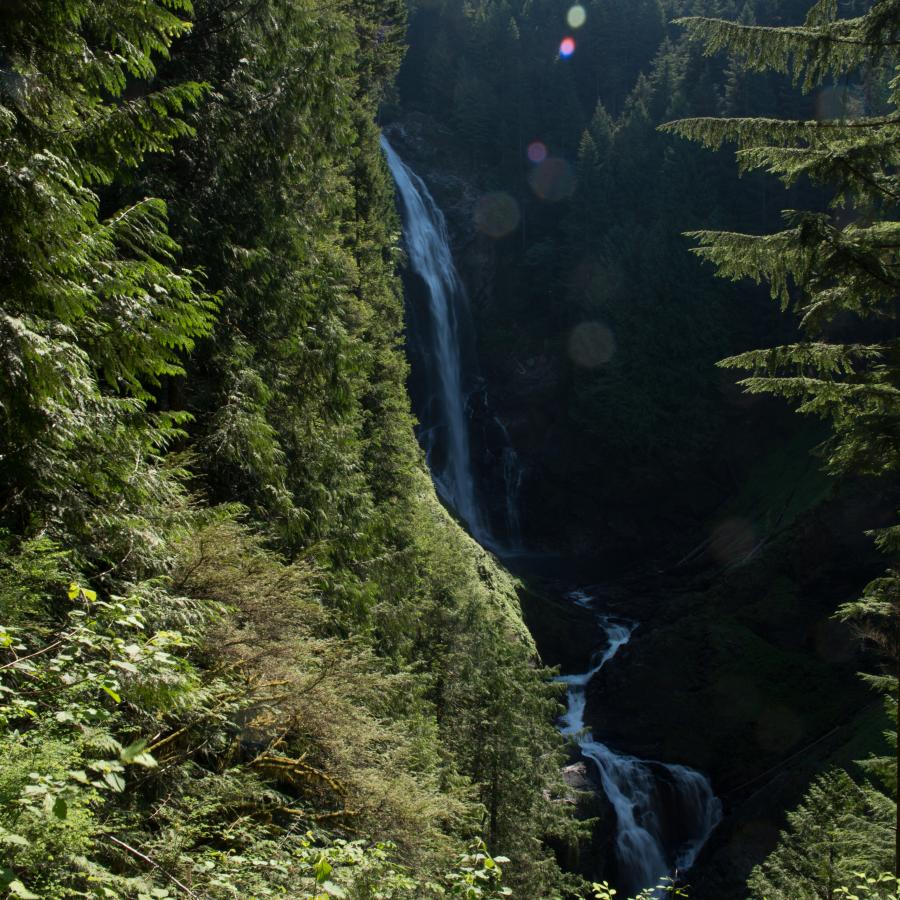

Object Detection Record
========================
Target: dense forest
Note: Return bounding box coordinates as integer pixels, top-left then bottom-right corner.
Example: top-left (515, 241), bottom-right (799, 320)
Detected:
top-left (0, 0), bottom-right (898, 898)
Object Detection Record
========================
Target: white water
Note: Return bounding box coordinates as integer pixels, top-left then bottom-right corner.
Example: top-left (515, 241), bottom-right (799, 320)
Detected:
top-left (382, 136), bottom-right (523, 549)
top-left (381, 135), bottom-right (486, 540)
top-left (558, 590), bottom-right (722, 894)
top-left (382, 136), bottom-right (720, 891)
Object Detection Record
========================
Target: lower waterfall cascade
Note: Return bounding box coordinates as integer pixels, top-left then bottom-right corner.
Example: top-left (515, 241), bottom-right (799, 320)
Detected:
top-left (559, 590), bottom-right (722, 894)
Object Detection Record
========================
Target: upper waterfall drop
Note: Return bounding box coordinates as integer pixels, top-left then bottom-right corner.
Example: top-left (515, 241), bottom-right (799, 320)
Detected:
top-left (381, 134), bottom-right (492, 544)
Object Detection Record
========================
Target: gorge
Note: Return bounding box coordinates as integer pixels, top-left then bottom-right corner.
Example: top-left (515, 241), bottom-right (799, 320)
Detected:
top-left (379, 0), bottom-right (898, 892)
top-left (384, 136), bottom-right (723, 895)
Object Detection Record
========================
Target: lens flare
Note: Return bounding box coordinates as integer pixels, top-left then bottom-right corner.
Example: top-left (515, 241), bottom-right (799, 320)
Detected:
top-left (559, 36), bottom-right (576, 58)
top-left (713, 674), bottom-right (761, 720)
top-left (567, 321), bottom-right (615, 368)
top-left (527, 141), bottom-right (547, 163)
top-left (569, 257), bottom-right (625, 307)
top-left (474, 192), bottom-right (521, 239)
top-left (528, 157), bottom-right (576, 202)
top-left (567, 5), bottom-right (587, 28)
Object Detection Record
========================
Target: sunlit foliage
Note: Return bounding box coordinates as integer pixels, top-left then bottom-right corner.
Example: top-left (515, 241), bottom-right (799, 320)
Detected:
top-left (0, 0), bottom-right (578, 897)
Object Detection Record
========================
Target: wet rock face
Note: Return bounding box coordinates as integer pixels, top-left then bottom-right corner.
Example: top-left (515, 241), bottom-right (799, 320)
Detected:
top-left (562, 759), bottom-right (597, 795)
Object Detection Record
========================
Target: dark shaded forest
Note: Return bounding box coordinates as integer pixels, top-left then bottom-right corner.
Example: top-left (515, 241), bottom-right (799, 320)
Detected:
top-left (384, 0), bottom-right (899, 895)
top-left (391, 0), bottom-right (882, 556)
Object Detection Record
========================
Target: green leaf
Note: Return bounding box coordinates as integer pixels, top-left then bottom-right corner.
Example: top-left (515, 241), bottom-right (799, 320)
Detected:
top-left (8, 880), bottom-right (40, 899)
top-left (313, 857), bottom-right (333, 884)
top-left (111, 660), bottom-right (139, 674)
top-left (120, 739), bottom-right (148, 762)
top-left (103, 772), bottom-right (126, 792)
top-left (0, 832), bottom-right (30, 847)
top-left (68, 582), bottom-right (97, 602)
top-left (121, 739), bottom-right (157, 768)
top-left (101, 685), bottom-right (122, 703)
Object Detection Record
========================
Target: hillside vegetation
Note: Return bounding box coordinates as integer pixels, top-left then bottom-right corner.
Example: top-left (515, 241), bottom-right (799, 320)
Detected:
top-left (0, 2), bottom-right (579, 897)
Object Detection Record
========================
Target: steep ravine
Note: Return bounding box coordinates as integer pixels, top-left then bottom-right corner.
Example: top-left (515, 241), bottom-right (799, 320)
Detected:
top-left (381, 113), bottom-right (772, 562)
top-left (383, 125), bottom-right (892, 898)
top-left (384, 133), bottom-right (726, 895)
top-left (516, 481), bottom-right (891, 897)
top-left (557, 589), bottom-right (721, 895)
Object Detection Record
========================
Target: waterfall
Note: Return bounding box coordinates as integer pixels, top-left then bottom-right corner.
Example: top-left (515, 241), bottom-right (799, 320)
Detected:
top-left (383, 134), bottom-right (719, 892)
top-left (558, 590), bottom-right (722, 895)
top-left (381, 136), bottom-right (486, 540)
top-left (383, 135), bottom-right (526, 548)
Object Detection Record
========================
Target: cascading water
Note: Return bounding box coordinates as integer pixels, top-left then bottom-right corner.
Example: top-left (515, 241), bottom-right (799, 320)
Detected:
top-left (382, 135), bottom-right (523, 549)
top-left (383, 134), bottom-right (720, 892)
top-left (558, 590), bottom-right (722, 895)
top-left (381, 135), bottom-right (486, 541)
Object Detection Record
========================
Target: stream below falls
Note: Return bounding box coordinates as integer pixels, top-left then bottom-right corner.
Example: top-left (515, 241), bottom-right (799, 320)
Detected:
top-left (558, 589), bottom-right (722, 895)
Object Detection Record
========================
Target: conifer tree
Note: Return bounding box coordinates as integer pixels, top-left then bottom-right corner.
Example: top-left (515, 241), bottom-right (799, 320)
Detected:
top-left (748, 769), bottom-right (894, 899)
top-left (0, 0), bottom-right (214, 567)
top-left (662, 0), bottom-right (900, 872)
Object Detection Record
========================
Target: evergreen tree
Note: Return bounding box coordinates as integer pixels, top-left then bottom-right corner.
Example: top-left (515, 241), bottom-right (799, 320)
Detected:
top-left (663, 0), bottom-right (900, 871)
top-left (748, 769), bottom-right (894, 899)
top-left (0, 0), bottom-right (214, 570)
top-left (0, 1), bottom-right (579, 897)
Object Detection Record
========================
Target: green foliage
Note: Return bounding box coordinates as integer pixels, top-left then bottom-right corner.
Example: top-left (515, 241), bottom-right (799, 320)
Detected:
top-left (674, 1), bottom-right (899, 92)
top-left (0, 0), bottom-right (216, 573)
top-left (591, 876), bottom-right (688, 899)
top-left (665, 0), bottom-right (900, 484)
top-left (0, 501), bottom-right (571, 897)
top-left (747, 770), bottom-right (894, 899)
top-left (667, 0), bottom-right (900, 888)
top-left (835, 871), bottom-right (900, 899)
top-left (442, 841), bottom-right (512, 898)
top-left (1, 3), bottom-right (578, 899)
